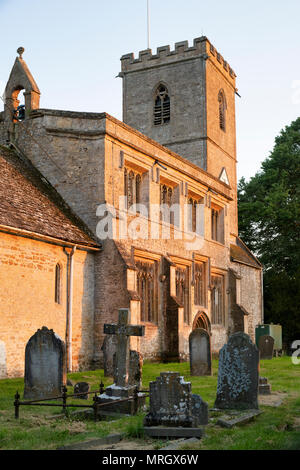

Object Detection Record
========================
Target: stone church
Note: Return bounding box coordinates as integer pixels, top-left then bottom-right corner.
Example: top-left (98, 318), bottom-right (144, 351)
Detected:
top-left (0, 37), bottom-right (263, 378)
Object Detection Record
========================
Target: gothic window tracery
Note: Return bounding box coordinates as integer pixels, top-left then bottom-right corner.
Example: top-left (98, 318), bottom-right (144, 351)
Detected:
top-left (194, 262), bottom-right (206, 307)
top-left (124, 168), bottom-right (142, 209)
top-left (211, 274), bottom-right (224, 325)
top-left (136, 259), bottom-right (157, 323)
top-left (211, 204), bottom-right (224, 243)
top-left (187, 196), bottom-right (203, 233)
top-left (160, 183), bottom-right (175, 224)
top-left (154, 84), bottom-right (170, 125)
top-left (176, 266), bottom-right (189, 324)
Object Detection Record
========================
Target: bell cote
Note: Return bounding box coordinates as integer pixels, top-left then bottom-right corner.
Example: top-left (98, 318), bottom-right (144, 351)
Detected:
top-left (4, 47), bottom-right (40, 122)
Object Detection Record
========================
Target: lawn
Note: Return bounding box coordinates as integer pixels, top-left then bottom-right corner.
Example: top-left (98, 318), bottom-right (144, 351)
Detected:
top-left (0, 356), bottom-right (299, 450)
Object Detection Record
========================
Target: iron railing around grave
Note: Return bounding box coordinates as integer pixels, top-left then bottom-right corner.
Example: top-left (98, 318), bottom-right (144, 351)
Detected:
top-left (14, 382), bottom-right (149, 421)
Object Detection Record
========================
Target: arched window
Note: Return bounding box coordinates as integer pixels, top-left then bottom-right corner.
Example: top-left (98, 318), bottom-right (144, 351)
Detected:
top-left (194, 262), bottom-right (206, 307)
top-left (211, 274), bottom-right (224, 325)
top-left (176, 266), bottom-right (190, 324)
top-left (11, 87), bottom-right (26, 122)
top-left (154, 84), bottom-right (170, 125)
top-left (124, 168), bottom-right (142, 209)
top-left (55, 263), bottom-right (61, 304)
top-left (218, 89), bottom-right (227, 132)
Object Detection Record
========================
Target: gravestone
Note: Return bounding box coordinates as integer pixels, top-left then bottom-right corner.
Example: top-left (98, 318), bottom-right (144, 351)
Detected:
top-left (258, 335), bottom-right (274, 360)
top-left (97, 308), bottom-right (146, 414)
top-left (214, 332), bottom-right (259, 410)
top-left (189, 328), bottom-right (212, 376)
top-left (259, 376), bottom-right (271, 395)
top-left (191, 394), bottom-right (209, 425)
top-left (101, 335), bottom-right (117, 377)
top-left (24, 326), bottom-right (66, 400)
top-left (128, 350), bottom-right (143, 388)
top-left (74, 382), bottom-right (90, 399)
top-left (113, 349), bottom-right (143, 389)
top-left (144, 371), bottom-right (208, 437)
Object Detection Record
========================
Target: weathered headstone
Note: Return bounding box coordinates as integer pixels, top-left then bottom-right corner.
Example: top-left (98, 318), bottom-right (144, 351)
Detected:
top-left (191, 394), bottom-right (209, 425)
top-left (214, 332), bottom-right (259, 410)
top-left (101, 335), bottom-right (117, 377)
top-left (74, 382), bottom-right (90, 399)
top-left (189, 328), bottom-right (212, 376)
top-left (258, 335), bottom-right (274, 360)
top-left (128, 350), bottom-right (143, 388)
top-left (259, 376), bottom-right (271, 395)
top-left (144, 372), bottom-right (208, 437)
top-left (24, 326), bottom-right (66, 400)
top-left (113, 349), bottom-right (143, 389)
top-left (98, 309), bottom-right (145, 414)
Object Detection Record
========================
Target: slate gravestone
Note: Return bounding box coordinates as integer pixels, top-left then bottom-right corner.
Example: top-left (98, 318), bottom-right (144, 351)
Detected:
top-left (113, 349), bottom-right (143, 389)
top-left (144, 371), bottom-right (208, 428)
top-left (214, 332), bottom-right (259, 410)
top-left (258, 335), bottom-right (274, 360)
top-left (189, 328), bottom-right (212, 376)
top-left (24, 326), bottom-right (66, 400)
top-left (101, 335), bottom-right (117, 377)
top-left (74, 382), bottom-right (90, 399)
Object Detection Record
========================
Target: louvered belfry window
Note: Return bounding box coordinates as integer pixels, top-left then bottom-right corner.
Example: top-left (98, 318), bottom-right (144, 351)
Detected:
top-left (218, 89), bottom-right (226, 131)
top-left (154, 85), bottom-right (170, 125)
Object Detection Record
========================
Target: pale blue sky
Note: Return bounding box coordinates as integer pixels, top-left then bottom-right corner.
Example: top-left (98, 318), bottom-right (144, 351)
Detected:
top-left (0, 0), bottom-right (299, 181)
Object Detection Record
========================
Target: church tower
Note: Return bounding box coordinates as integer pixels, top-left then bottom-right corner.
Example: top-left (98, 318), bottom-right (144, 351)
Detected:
top-left (120, 36), bottom-right (238, 236)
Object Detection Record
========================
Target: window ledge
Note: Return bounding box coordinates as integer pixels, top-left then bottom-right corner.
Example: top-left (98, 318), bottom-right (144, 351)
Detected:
top-left (210, 239), bottom-right (225, 247)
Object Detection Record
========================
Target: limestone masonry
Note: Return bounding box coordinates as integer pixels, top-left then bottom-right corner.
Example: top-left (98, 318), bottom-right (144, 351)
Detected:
top-left (0, 37), bottom-right (263, 377)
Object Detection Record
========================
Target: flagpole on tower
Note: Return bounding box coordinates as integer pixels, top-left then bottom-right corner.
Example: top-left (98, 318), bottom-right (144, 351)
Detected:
top-left (147, 0), bottom-right (150, 49)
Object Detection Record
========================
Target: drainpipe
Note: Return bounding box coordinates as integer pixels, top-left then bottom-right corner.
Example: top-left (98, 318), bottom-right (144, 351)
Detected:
top-left (63, 246), bottom-right (76, 372)
top-left (261, 269), bottom-right (264, 324)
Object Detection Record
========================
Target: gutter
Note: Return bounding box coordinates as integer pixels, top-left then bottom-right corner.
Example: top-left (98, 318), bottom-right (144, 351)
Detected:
top-left (0, 224), bottom-right (101, 252)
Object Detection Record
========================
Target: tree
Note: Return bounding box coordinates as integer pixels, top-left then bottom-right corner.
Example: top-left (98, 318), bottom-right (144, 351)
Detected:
top-left (238, 118), bottom-right (300, 345)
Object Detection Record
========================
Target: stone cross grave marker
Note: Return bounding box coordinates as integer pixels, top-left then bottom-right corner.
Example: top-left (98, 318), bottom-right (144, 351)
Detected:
top-left (112, 349), bottom-right (143, 389)
top-left (189, 328), bottom-right (212, 376)
top-left (258, 335), bottom-right (274, 360)
top-left (103, 308), bottom-right (145, 388)
top-left (24, 326), bottom-right (66, 400)
top-left (214, 332), bottom-right (259, 410)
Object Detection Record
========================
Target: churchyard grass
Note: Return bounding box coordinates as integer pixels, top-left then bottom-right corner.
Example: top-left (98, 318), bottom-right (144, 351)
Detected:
top-left (0, 356), bottom-right (299, 450)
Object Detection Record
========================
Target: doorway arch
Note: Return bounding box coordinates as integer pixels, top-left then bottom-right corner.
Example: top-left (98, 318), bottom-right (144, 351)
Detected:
top-left (192, 311), bottom-right (211, 334)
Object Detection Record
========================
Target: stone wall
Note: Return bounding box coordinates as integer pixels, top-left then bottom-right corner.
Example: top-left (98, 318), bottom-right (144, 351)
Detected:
top-left (0, 231), bottom-right (95, 377)
top-left (0, 103), bottom-right (261, 364)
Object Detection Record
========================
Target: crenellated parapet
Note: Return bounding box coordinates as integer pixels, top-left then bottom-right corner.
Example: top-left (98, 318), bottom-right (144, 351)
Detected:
top-left (120, 36), bottom-right (236, 83)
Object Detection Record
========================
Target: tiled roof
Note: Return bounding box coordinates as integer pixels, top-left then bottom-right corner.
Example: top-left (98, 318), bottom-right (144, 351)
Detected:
top-left (0, 145), bottom-right (100, 248)
top-left (230, 238), bottom-right (261, 269)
